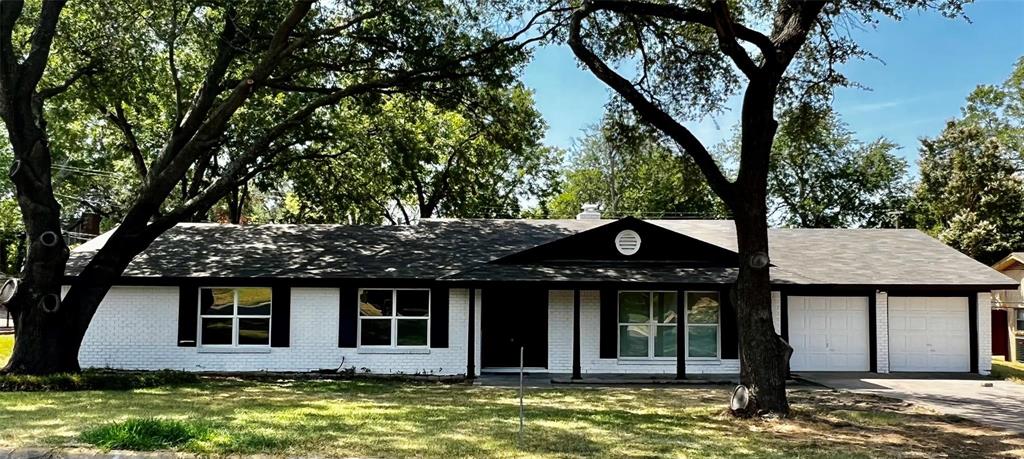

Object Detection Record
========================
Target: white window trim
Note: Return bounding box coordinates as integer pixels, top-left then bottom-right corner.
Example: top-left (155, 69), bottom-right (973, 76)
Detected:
top-left (357, 288), bottom-right (431, 348)
top-left (616, 289), bottom-right (723, 361)
top-left (617, 290), bottom-right (678, 360)
top-left (684, 290), bottom-right (722, 361)
top-left (197, 287), bottom-right (272, 349)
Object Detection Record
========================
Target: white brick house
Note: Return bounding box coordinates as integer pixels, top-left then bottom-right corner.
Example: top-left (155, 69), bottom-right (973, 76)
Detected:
top-left (66, 217), bottom-right (1016, 377)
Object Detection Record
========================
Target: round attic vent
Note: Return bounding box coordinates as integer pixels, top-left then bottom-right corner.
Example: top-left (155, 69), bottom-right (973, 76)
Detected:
top-left (615, 230), bottom-right (641, 256)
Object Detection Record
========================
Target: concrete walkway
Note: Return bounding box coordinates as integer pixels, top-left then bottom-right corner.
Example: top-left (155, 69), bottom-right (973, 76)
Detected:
top-left (800, 372), bottom-right (1024, 433)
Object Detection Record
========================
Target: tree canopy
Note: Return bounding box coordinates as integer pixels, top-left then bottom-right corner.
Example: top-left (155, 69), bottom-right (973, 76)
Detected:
top-left (761, 105), bottom-right (910, 228)
top-left (0, 0), bottom-right (562, 374)
top-left (542, 111), bottom-right (724, 219)
top-left (284, 86), bottom-right (556, 224)
top-left (910, 57), bottom-right (1024, 265)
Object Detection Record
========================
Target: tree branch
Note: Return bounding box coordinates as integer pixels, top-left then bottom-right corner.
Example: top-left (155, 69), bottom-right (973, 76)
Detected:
top-left (38, 62), bottom-right (97, 99)
top-left (150, 5), bottom-right (240, 178)
top-left (18, 0), bottom-right (67, 96)
top-left (770, 0), bottom-right (828, 70)
top-left (582, 0), bottom-right (775, 63)
top-left (709, 0), bottom-right (761, 78)
top-left (103, 104), bottom-right (148, 178)
top-left (568, 2), bottom-right (736, 206)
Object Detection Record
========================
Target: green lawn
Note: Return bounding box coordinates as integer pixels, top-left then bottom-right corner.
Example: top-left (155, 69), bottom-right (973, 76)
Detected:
top-left (0, 378), bottom-right (1020, 458)
top-left (0, 334), bottom-right (11, 367)
top-left (992, 357), bottom-right (1024, 384)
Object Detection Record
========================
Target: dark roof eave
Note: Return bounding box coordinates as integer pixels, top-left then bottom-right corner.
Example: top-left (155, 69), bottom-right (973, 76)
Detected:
top-left (65, 274), bottom-right (1018, 292)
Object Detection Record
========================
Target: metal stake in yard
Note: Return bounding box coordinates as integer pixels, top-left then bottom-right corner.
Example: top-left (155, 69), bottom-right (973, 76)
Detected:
top-left (518, 345), bottom-right (525, 447)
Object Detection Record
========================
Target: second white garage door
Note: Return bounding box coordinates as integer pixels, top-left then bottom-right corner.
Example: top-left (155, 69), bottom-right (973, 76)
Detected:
top-left (789, 296), bottom-right (871, 372)
top-left (888, 297), bottom-right (970, 372)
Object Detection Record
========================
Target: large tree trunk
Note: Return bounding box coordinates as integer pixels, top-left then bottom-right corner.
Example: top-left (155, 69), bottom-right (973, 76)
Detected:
top-left (4, 289), bottom-right (83, 374)
top-left (730, 78), bottom-right (792, 415)
top-left (3, 111), bottom-right (77, 374)
top-left (733, 203), bottom-right (792, 415)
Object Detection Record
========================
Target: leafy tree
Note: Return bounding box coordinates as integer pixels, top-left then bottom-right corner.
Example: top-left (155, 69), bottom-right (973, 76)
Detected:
top-left (762, 105), bottom-right (910, 228)
top-left (284, 86), bottom-right (555, 224)
top-left (545, 115), bottom-right (725, 219)
top-left (911, 58), bottom-right (1024, 264)
top-left (961, 56), bottom-right (1024, 162)
top-left (0, 0), bottom-right (557, 374)
top-left (566, 0), bottom-right (967, 415)
top-left (913, 120), bottom-right (1024, 264)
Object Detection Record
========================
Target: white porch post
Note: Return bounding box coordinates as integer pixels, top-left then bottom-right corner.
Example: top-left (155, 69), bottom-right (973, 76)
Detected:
top-left (978, 291), bottom-right (992, 375)
top-left (875, 290), bottom-right (890, 374)
top-left (771, 291), bottom-right (782, 335)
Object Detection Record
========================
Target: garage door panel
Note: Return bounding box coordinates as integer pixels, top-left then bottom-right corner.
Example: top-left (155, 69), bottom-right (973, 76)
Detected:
top-left (888, 297), bottom-right (969, 372)
top-left (789, 296), bottom-right (870, 372)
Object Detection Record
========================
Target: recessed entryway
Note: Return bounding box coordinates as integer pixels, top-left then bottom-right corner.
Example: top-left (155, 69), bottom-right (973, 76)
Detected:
top-left (788, 296), bottom-right (871, 372)
top-left (481, 287), bottom-right (548, 369)
top-left (888, 296), bottom-right (970, 372)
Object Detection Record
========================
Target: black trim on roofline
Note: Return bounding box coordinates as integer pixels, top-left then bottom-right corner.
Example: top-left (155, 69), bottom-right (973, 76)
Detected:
top-left (62, 275), bottom-right (1015, 292)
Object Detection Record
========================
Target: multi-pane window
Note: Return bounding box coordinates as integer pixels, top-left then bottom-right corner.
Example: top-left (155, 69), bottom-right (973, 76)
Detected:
top-left (617, 290), bottom-right (721, 360)
top-left (618, 291), bottom-right (678, 358)
top-left (199, 287), bottom-right (272, 346)
top-left (685, 292), bottom-right (720, 359)
top-left (359, 289), bottom-right (430, 347)
top-left (1016, 310), bottom-right (1024, 331)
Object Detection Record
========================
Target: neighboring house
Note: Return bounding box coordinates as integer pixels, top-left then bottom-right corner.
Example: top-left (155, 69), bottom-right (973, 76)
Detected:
top-left (63, 214), bottom-right (1016, 377)
top-left (991, 252), bottom-right (1024, 362)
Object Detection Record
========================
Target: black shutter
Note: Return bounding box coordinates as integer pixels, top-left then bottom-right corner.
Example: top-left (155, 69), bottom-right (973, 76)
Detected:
top-left (178, 284), bottom-right (199, 347)
top-left (430, 286), bottom-right (449, 348)
top-left (339, 286), bottom-right (358, 347)
top-left (720, 289), bottom-right (739, 359)
top-left (599, 288), bottom-right (617, 359)
top-left (271, 284), bottom-right (291, 347)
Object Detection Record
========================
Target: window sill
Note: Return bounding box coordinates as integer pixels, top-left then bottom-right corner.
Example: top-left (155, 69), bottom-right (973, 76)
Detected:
top-left (616, 358), bottom-right (676, 365)
top-left (615, 358), bottom-right (721, 364)
top-left (357, 347), bottom-right (431, 355)
top-left (197, 347), bottom-right (272, 354)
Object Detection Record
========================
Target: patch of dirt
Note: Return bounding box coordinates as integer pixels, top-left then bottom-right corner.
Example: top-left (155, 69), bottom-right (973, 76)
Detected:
top-left (769, 390), bottom-right (1024, 457)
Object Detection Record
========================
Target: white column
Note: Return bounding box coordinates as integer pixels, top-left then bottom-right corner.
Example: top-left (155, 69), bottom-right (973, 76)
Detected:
top-left (474, 288), bottom-right (482, 376)
top-left (771, 291), bottom-right (782, 335)
top-left (875, 290), bottom-right (889, 374)
top-left (978, 291), bottom-right (992, 375)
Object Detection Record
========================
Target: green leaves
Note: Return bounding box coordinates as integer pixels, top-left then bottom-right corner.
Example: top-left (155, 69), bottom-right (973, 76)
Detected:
top-left (913, 119), bottom-right (1024, 264)
top-left (765, 105), bottom-right (910, 228)
top-left (283, 85), bottom-right (554, 223)
top-left (911, 58), bottom-right (1024, 264)
top-left (543, 114), bottom-right (726, 219)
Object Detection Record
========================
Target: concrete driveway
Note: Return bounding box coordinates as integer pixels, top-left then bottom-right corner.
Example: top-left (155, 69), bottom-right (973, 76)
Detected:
top-left (800, 372), bottom-right (1024, 433)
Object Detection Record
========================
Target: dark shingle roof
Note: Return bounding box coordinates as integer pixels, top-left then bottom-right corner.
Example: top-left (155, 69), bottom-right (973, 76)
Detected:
top-left (66, 219), bottom-right (1016, 288)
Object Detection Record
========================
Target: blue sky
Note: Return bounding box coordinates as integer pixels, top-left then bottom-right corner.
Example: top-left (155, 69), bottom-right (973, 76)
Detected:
top-left (522, 1), bottom-right (1024, 172)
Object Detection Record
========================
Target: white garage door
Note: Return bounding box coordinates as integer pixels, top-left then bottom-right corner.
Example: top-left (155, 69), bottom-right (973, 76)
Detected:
top-left (788, 296), bottom-right (871, 371)
top-left (888, 297), bottom-right (970, 372)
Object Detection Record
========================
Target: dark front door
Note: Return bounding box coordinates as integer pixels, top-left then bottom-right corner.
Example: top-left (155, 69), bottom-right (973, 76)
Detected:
top-left (481, 287), bottom-right (547, 368)
top-left (993, 309), bottom-right (1010, 360)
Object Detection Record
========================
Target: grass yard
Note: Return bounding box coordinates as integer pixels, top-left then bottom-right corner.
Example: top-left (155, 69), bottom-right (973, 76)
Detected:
top-left (0, 334), bottom-right (11, 366)
top-left (992, 357), bottom-right (1024, 384)
top-left (0, 378), bottom-right (1020, 458)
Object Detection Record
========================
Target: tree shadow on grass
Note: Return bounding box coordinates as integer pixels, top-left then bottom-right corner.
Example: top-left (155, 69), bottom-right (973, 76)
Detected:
top-left (4, 381), bottom-right (1024, 458)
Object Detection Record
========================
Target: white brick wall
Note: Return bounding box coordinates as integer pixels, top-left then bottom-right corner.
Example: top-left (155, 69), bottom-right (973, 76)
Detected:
top-left (547, 290), bottom-right (573, 372)
top-left (771, 291), bottom-right (781, 335)
top-left (472, 288), bottom-right (481, 376)
top-left (875, 290), bottom-right (889, 373)
top-left (551, 290), bottom-right (739, 375)
top-left (80, 286), bottom-right (471, 375)
top-left (978, 291), bottom-right (992, 375)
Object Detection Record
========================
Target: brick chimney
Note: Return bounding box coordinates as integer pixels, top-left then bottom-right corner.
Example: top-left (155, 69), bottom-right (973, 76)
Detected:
top-left (576, 203), bottom-right (602, 220)
top-left (80, 212), bottom-right (101, 236)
